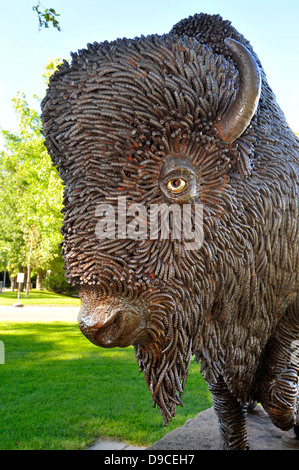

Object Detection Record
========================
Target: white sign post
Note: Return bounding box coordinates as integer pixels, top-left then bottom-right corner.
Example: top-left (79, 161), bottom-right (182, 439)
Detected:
top-left (17, 273), bottom-right (25, 284)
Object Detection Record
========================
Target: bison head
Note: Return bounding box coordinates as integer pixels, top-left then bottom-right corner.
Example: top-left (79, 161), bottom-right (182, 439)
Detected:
top-left (41, 17), bottom-right (263, 424)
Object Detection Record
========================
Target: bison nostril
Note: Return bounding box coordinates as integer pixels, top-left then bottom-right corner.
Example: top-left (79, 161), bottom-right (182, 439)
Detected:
top-left (78, 306), bottom-right (121, 332)
top-left (95, 309), bottom-right (120, 328)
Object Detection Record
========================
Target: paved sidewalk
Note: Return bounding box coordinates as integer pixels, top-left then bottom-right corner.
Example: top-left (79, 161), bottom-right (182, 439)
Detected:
top-left (88, 438), bottom-right (145, 450)
top-left (0, 304), bottom-right (80, 322)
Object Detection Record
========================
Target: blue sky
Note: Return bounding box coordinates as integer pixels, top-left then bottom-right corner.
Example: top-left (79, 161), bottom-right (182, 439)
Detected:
top-left (1, 0), bottom-right (299, 150)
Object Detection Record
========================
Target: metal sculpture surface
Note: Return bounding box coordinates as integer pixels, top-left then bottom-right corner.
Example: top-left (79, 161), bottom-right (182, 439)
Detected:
top-left (41, 13), bottom-right (299, 450)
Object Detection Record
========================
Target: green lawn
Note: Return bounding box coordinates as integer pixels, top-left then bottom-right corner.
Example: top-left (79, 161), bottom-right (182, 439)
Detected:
top-left (0, 289), bottom-right (80, 306)
top-left (0, 321), bottom-right (212, 450)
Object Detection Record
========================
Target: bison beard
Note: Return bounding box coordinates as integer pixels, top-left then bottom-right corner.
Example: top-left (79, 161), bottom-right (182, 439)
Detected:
top-left (78, 236), bottom-right (203, 425)
top-left (135, 291), bottom-right (194, 426)
top-left (41, 13), bottom-right (299, 449)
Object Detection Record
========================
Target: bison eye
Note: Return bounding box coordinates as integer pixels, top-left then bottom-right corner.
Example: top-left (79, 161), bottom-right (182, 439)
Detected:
top-left (166, 178), bottom-right (187, 193)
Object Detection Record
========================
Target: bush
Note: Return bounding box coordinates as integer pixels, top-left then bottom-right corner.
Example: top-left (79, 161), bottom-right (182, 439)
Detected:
top-left (43, 272), bottom-right (78, 296)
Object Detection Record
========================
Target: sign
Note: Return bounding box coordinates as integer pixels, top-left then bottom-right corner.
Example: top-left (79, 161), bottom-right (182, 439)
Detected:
top-left (17, 273), bottom-right (25, 284)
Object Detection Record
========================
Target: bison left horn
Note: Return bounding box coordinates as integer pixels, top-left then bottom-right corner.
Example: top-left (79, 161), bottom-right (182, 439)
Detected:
top-left (216, 37), bottom-right (261, 143)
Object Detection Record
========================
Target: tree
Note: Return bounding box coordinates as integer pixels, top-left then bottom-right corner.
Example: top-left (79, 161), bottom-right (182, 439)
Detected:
top-left (32, 2), bottom-right (61, 31)
top-left (0, 60), bottom-right (64, 295)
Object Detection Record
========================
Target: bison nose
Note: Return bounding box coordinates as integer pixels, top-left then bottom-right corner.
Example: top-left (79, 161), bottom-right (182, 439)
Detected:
top-left (78, 305), bottom-right (121, 347)
top-left (78, 307), bottom-right (119, 330)
top-left (78, 299), bottom-right (149, 348)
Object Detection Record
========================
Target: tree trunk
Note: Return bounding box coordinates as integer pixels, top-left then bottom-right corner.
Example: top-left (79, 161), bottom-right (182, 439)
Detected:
top-left (11, 276), bottom-right (17, 292)
top-left (25, 264), bottom-right (31, 298)
top-left (36, 268), bottom-right (45, 290)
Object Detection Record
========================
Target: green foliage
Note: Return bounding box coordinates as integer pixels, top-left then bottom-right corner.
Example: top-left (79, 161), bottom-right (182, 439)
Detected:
top-left (32, 2), bottom-right (61, 31)
top-left (42, 58), bottom-right (62, 86)
top-left (43, 272), bottom-right (77, 296)
top-left (0, 60), bottom-right (64, 282)
top-left (42, 254), bottom-right (77, 296)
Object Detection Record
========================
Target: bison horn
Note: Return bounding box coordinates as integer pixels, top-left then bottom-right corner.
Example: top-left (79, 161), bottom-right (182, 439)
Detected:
top-left (216, 37), bottom-right (261, 143)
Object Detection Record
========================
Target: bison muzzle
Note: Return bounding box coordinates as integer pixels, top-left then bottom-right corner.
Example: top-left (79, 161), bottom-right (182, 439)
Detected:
top-left (78, 290), bottom-right (150, 348)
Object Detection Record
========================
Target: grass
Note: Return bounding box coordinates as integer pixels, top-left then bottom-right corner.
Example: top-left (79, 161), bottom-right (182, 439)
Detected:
top-left (0, 289), bottom-right (80, 306)
top-left (0, 321), bottom-right (212, 450)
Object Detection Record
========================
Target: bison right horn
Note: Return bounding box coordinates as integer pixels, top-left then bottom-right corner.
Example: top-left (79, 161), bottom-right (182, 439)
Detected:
top-left (216, 37), bottom-right (261, 144)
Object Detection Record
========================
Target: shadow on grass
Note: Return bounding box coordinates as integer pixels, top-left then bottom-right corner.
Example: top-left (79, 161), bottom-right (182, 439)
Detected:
top-left (0, 322), bottom-right (212, 450)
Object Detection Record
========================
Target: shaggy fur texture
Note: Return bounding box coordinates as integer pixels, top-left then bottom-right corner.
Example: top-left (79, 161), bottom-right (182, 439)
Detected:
top-left (41, 13), bottom-right (299, 449)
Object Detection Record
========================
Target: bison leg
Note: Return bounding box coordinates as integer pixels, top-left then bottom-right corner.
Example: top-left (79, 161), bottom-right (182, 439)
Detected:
top-left (209, 376), bottom-right (250, 450)
top-left (256, 300), bottom-right (299, 432)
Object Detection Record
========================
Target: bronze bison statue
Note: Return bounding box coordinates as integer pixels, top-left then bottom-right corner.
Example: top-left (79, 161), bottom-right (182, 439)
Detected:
top-left (41, 13), bottom-right (299, 449)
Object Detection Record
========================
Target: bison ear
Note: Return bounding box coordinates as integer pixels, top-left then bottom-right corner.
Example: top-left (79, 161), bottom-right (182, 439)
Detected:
top-left (216, 37), bottom-right (261, 144)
